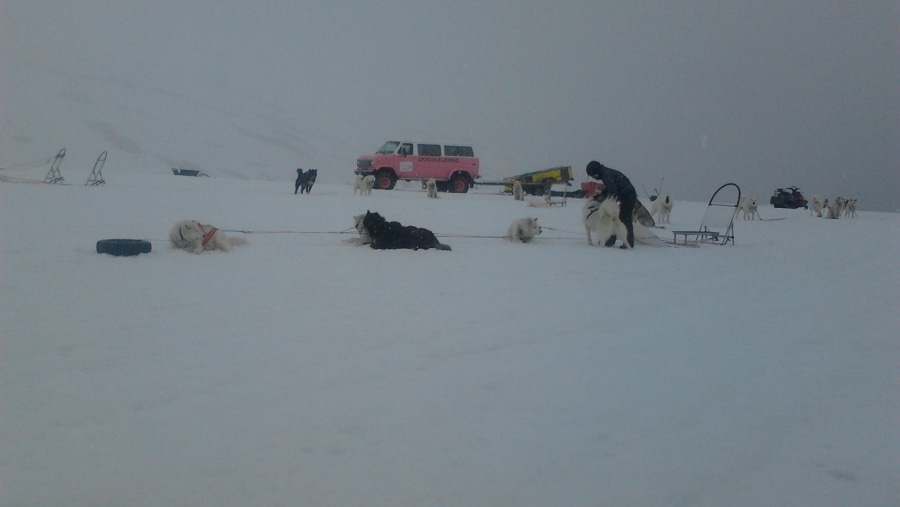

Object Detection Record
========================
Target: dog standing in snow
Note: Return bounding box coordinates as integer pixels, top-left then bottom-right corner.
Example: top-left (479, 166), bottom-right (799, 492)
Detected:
top-left (512, 180), bottom-right (524, 201)
top-left (425, 178), bottom-right (439, 198)
top-left (827, 197), bottom-right (846, 219)
top-left (354, 174), bottom-right (375, 196)
top-left (505, 217), bottom-right (542, 243)
top-left (739, 196), bottom-right (759, 220)
top-left (809, 196), bottom-right (824, 217)
top-left (170, 220), bottom-right (247, 253)
top-left (295, 168), bottom-right (318, 194)
top-left (354, 174), bottom-right (376, 195)
top-left (843, 198), bottom-right (858, 218)
top-left (582, 192), bottom-right (631, 249)
top-left (650, 194), bottom-right (674, 224)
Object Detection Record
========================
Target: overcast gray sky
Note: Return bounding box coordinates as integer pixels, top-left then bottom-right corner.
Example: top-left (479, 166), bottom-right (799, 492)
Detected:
top-left (2, 1), bottom-right (897, 209)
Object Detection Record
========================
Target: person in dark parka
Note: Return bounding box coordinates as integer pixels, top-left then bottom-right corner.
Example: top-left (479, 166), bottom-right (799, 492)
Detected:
top-left (586, 160), bottom-right (637, 248)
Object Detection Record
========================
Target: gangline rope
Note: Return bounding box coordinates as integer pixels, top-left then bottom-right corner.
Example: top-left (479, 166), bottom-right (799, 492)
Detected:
top-left (141, 227), bottom-right (585, 242)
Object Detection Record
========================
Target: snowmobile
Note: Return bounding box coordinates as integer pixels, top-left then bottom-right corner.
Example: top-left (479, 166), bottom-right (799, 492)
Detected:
top-left (770, 186), bottom-right (808, 209)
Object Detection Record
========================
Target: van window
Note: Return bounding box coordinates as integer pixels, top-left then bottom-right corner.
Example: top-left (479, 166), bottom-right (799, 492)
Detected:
top-left (444, 145), bottom-right (474, 157)
top-left (377, 141), bottom-right (400, 154)
top-left (399, 143), bottom-right (413, 156)
top-left (417, 144), bottom-right (441, 157)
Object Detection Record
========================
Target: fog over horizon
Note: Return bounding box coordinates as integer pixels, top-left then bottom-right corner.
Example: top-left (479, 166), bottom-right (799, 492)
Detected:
top-left (2, 1), bottom-right (897, 210)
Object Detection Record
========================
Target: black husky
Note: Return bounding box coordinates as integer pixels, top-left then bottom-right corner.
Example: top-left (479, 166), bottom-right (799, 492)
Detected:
top-left (361, 211), bottom-right (451, 251)
top-left (294, 168), bottom-right (318, 194)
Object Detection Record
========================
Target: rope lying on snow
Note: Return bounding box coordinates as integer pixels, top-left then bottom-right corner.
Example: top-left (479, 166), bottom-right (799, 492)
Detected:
top-left (143, 226), bottom-right (587, 243)
top-left (222, 228), bottom-right (358, 235)
top-left (0, 157), bottom-right (54, 172)
top-left (219, 227), bottom-right (584, 241)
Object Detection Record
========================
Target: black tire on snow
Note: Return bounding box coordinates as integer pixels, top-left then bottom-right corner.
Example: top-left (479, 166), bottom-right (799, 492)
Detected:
top-left (96, 239), bottom-right (152, 256)
top-left (374, 170), bottom-right (397, 190)
top-left (448, 174), bottom-right (469, 193)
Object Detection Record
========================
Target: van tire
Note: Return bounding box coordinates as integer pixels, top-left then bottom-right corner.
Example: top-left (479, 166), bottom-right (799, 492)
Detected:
top-left (96, 239), bottom-right (152, 256)
top-left (375, 170), bottom-right (397, 190)
top-left (449, 174), bottom-right (470, 193)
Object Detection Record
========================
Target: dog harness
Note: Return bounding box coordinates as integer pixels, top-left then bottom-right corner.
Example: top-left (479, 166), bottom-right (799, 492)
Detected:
top-left (201, 226), bottom-right (218, 246)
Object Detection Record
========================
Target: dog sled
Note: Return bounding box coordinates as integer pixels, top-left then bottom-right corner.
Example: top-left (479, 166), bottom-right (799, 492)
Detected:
top-left (0, 148), bottom-right (67, 184)
top-left (1, 148), bottom-right (107, 186)
top-left (478, 166), bottom-right (575, 196)
top-left (524, 182), bottom-right (572, 207)
top-left (84, 151), bottom-right (107, 186)
top-left (671, 183), bottom-right (741, 245)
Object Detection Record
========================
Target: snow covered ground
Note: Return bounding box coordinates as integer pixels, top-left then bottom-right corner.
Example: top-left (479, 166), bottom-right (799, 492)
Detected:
top-left (1, 170), bottom-right (897, 506)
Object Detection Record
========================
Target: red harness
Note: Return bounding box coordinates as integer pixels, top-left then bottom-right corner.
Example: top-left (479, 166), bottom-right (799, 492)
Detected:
top-left (201, 226), bottom-right (219, 246)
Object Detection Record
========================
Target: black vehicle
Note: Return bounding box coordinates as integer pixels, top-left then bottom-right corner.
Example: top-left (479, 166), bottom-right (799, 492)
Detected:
top-left (770, 186), bottom-right (808, 209)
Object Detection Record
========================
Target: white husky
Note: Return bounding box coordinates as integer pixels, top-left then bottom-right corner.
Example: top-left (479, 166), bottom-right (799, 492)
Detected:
top-left (809, 196), bottom-right (825, 217)
top-left (827, 197), bottom-right (847, 219)
top-left (354, 174), bottom-right (376, 196)
top-left (170, 220), bottom-right (247, 253)
top-left (582, 194), bottom-right (630, 248)
top-left (843, 198), bottom-right (858, 218)
top-left (425, 178), bottom-right (439, 198)
top-left (505, 217), bottom-right (542, 243)
top-left (650, 194), bottom-right (674, 224)
top-left (738, 196), bottom-right (759, 220)
top-left (512, 180), bottom-right (524, 201)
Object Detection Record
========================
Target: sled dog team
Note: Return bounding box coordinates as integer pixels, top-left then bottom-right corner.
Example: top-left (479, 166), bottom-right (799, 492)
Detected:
top-left (173, 161), bottom-right (651, 254)
top-left (808, 196), bottom-right (857, 219)
top-left (172, 161), bottom-right (858, 254)
top-left (736, 194), bottom-right (858, 221)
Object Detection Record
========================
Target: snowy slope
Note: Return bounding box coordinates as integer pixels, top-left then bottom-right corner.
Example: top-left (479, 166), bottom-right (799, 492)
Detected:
top-left (1, 172), bottom-right (897, 506)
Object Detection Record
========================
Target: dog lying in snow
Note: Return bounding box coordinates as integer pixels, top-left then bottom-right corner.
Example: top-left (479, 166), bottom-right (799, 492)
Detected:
top-left (170, 220), bottom-right (247, 253)
top-left (425, 178), bottom-right (439, 198)
top-left (342, 213), bottom-right (374, 245)
top-left (360, 211), bottom-right (451, 251)
top-left (505, 217), bottom-right (542, 243)
top-left (650, 194), bottom-right (674, 224)
top-left (739, 196), bottom-right (759, 220)
top-left (354, 174), bottom-right (375, 196)
top-left (582, 192), bottom-right (631, 249)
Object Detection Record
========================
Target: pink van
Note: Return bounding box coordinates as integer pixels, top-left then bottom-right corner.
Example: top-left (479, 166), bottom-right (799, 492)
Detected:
top-left (355, 141), bottom-right (479, 193)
